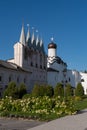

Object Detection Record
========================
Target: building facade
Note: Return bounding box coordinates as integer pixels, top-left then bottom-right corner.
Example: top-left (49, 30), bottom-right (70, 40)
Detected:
top-left (0, 60), bottom-right (31, 96)
top-left (0, 25), bottom-right (87, 96)
top-left (47, 40), bottom-right (87, 94)
top-left (0, 25), bottom-right (47, 96)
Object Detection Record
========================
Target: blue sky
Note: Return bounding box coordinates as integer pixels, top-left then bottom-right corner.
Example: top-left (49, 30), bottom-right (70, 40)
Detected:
top-left (0, 0), bottom-right (87, 71)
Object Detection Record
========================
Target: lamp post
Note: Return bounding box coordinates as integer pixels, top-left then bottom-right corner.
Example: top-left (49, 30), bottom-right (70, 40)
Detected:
top-left (63, 69), bottom-right (67, 98)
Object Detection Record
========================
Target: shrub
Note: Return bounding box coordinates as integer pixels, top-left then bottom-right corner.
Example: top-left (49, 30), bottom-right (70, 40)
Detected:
top-left (32, 84), bottom-right (41, 97)
top-left (65, 83), bottom-right (74, 97)
top-left (0, 96), bottom-right (77, 120)
top-left (75, 83), bottom-right (84, 97)
top-left (45, 85), bottom-right (54, 97)
top-left (32, 84), bottom-right (54, 97)
top-left (74, 96), bottom-right (82, 101)
top-left (54, 83), bottom-right (64, 97)
top-left (18, 83), bottom-right (27, 99)
top-left (22, 94), bottom-right (32, 99)
top-left (3, 81), bottom-right (19, 99)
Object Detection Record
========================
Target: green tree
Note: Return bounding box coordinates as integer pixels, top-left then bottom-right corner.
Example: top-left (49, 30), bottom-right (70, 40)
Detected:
top-left (45, 85), bottom-right (54, 97)
top-left (65, 83), bottom-right (73, 97)
top-left (54, 83), bottom-right (64, 97)
top-left (18, 83), bottom-right (27, 98)
top-left (32, 84), bottom-right (54, 97)
top-left (3, 81), bottom-right (18, 99)
top-left (75, 83), bottom-right (84, 97)
top-left (32, 84), bottom-right (41, 97)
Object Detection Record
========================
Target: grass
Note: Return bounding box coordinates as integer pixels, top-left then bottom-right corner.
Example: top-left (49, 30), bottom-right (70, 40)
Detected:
top-left (74, 98), bottom-right (87, 111)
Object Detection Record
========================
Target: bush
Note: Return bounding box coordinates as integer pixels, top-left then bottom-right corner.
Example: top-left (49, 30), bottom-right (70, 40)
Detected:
top-left (18, 83), bottom-right (27, 99)
top-left (65, 83), bottom-right (74, 97)
top-left (32, 84), bottom-right (54, 97)
top-left (45, 85), bottom-right (54, 97)
top-left (54, 83), bottom-right (64, 97)
top-left (74, 96), bottom-right (82, 101)
top-left (0, 96), bottom-right (77, 120)
top-left (32, 84), bottom-right (42, 97)
top-left (3, 81), bottom-right (19, 99)
top-left (22, 94), bottom-right (32, 99)
top-left (75, 83), bottom-right (84, 97)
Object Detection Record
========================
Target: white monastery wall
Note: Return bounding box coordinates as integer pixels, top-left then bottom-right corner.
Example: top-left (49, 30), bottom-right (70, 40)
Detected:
top-left (80, 72), bottom-right (87, 94)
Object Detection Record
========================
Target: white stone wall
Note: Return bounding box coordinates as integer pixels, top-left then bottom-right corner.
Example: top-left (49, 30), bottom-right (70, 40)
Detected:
top-left (0, 67), bottom-right (31, 95)
top-left (47, 71), bottom-right (60, 87)
top-left (47, 60), bottom-right (67, 87)
top-left (48, 48), bottom-right (56, 57)
top-left (14, 42), bottom-right (24, 67)
top-left (80, 72), bottom-right (87, 94)
top-left (66, 70), bottom-right (81, 87)
top-left (7, 59), bottom-right (14, 63)
top-left (13, 41), bottom-right (47, 90)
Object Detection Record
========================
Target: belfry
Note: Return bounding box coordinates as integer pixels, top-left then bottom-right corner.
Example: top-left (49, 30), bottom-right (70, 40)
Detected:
top-left (0, 24), bottom-right (87, 97)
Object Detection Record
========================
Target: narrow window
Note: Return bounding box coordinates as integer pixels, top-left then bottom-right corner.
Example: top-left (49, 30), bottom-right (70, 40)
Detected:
top-left (40, 65), bottom-right (42, 69)
top-left (69, 77), bottom-right (70, 82)
top-left (31, 62), bottom-right (33, 66)
top-left (17, 77), bottom-right (19, 83)
top-left (24, 78), bottom-right (26, 83)
top-left (36, 63), bottom-right (38, 68)
top-left (0, 76), bottom-right (2, 82)
top-left (9, 76), bottom-right (11, 82)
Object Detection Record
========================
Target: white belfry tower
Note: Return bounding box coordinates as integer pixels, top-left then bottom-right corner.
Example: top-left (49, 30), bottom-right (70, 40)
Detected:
top-left (14, 24), bottom-right (26, 67)
top-left (48, 38), bottom-right (57, 57)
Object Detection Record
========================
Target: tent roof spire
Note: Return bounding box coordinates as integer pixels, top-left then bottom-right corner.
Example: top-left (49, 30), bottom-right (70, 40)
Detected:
top-left (31, 27), bottom-right (35, 43)
top-left (26, 24), bottom-right (30, 43)
top-left (19, 24), bottom-right (26, 45)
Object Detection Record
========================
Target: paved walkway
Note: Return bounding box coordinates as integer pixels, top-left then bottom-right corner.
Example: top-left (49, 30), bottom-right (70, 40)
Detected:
top-left (28, 109), bottom-right (87, 130)
top-left (0, 118), bottom-right (45, 130)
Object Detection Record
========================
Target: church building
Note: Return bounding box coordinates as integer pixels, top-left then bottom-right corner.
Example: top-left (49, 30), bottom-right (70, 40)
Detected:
top-left (47, 40), bottom-right (87, 94)
top-left (0, 25), bottom-right (47, 96)
top-left (0, 24), bottom-right (87, 96)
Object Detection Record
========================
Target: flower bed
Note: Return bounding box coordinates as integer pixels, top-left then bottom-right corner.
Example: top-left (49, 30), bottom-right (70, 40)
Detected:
top-left (0, 96), bottom-right (77, 121)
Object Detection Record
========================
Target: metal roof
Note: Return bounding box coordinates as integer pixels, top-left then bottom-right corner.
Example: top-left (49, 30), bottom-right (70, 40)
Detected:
top-left (0, 60), bottom-right (32, 73)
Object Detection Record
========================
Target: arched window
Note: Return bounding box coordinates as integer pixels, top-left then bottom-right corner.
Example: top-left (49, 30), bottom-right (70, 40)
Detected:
top-left (81, 79), bottom-right (84, 82)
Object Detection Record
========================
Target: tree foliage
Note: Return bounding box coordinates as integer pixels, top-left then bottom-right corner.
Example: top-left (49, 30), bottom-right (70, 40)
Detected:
top-left (18, 83), bottom-right (27, 98)
top-left (54, 83), bottom-right (64, 97)
top-left (3, 81), bottom-right (18, 99)
top-left (45, 85), bottom-right (54, 97)
top-left (32, 84), bottom-right (42, 97)
top-left (32, 84), bottom-right (54, 97)
top-left (3, 82), bottom-right (27, 99)
top-left (65, 83), bottom-right (74, 97)
top-left (75, 83), bottom-right (84, 97)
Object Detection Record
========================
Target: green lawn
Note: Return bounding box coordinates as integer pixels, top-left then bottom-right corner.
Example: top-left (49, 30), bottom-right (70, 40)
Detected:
top-left (74, 98), bottom-right (87, 111)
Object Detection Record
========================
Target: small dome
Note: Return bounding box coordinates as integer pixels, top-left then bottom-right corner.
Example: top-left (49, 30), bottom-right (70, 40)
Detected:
top-left (48, 42), bottom-right (57, 49)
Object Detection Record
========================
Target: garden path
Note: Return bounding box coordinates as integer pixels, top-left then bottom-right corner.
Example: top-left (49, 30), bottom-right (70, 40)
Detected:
top-left (28, 109), bottom-right (87, 130)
